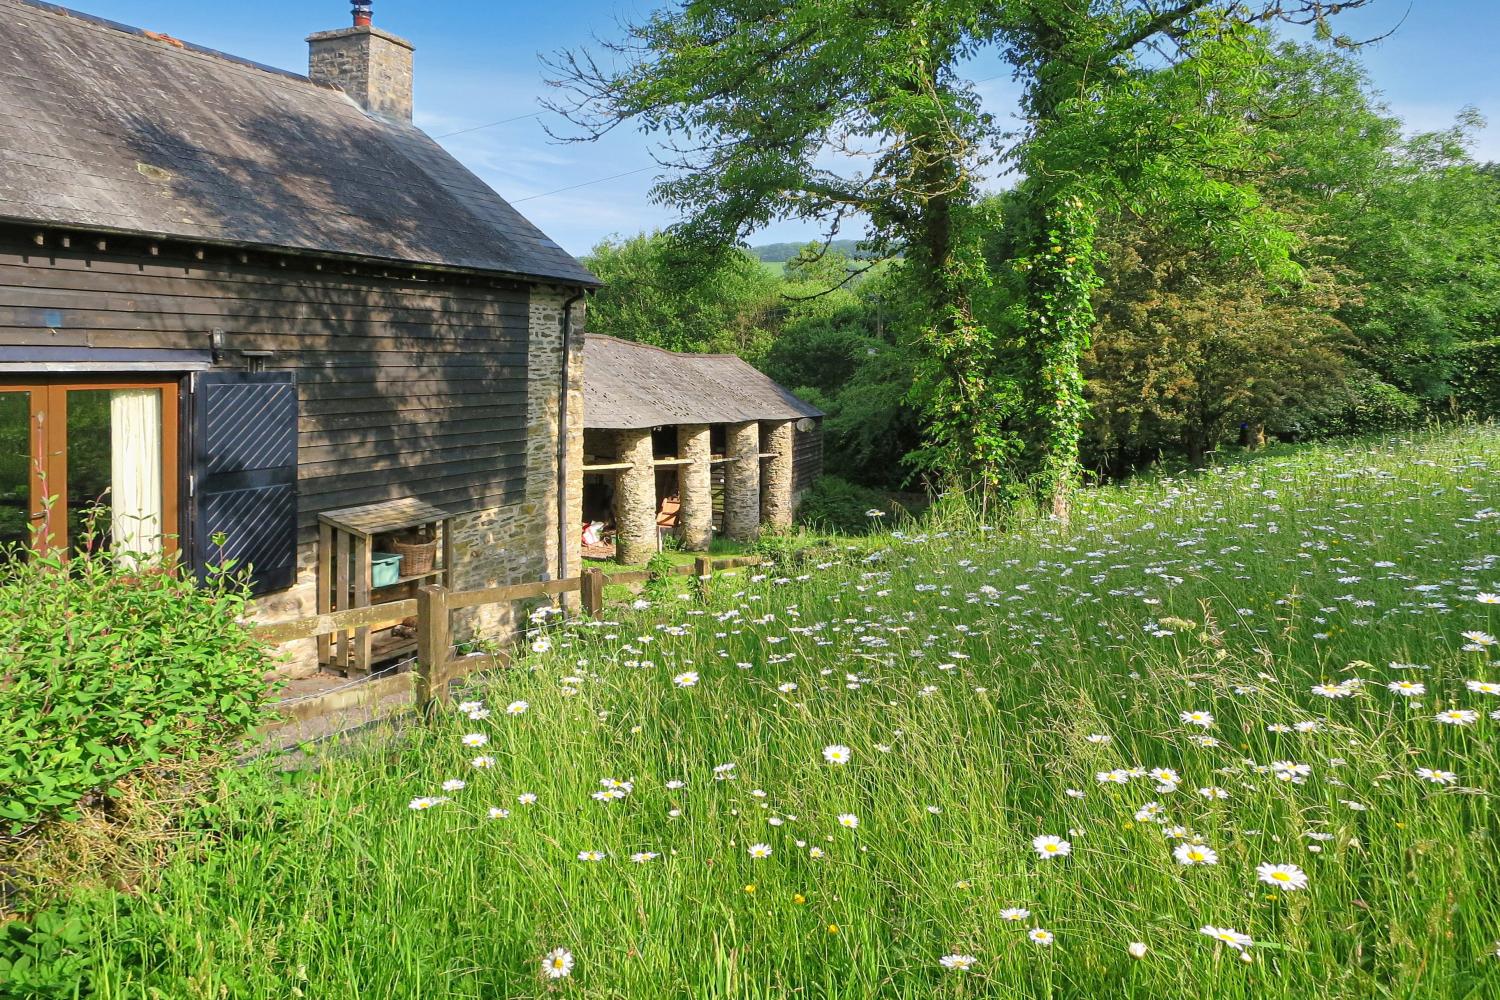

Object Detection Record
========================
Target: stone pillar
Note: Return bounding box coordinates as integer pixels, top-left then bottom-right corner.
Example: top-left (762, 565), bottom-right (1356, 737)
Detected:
top-left (614, 428), bottom-right (657, 566)
top-left (761, 420), bottom-right (795, 531)
top-left (724, 421), bottom-right (761, 543)
top-left (677, 424), bottom-right (712, 551)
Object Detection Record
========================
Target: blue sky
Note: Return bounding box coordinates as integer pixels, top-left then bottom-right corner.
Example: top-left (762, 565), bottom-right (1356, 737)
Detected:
top-left (62, 1), bottom-right (1500, 256)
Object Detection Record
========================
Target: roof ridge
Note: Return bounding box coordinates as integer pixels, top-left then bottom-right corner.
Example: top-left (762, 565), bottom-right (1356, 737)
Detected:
top-left (587, 333), bottom-right (750, 363)
top-left (10, 0), bottom-right (319, 87)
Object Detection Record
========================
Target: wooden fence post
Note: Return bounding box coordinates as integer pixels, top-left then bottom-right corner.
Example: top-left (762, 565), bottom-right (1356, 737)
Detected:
top-left (581, 567), bottom-right (605, 618)
top-left (694, 556), bottom-right (712, 603)
top-left (415, 584), bottom-right (451, 714)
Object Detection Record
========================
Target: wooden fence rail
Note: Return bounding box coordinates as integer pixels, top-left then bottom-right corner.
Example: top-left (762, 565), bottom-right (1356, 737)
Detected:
top-left (253, 554), bottom-right (763, 715)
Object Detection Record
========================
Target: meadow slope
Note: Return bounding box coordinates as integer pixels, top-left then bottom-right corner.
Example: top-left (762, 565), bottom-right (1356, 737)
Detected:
top-left (82, 427), bottom-right (1499, 999)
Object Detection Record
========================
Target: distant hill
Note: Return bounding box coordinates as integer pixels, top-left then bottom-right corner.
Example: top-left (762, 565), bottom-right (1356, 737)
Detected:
top-left (749, 239), bottom-right (871, 262)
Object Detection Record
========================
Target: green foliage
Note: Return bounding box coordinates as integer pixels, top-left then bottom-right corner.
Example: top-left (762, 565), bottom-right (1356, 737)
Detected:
top-left (0, 539), bottom-right (270, 834)
top-left (1082, 209), bottom-right (1355, 469)
top-left (0, 907), bottom-right (91, 999)
top-left (794, 476), bottom-right (896, 535)
top-left (1451, 338), bottom-right (1500, 418)
top-left (53, 428), bottom-right (1500, 999)
top-left (749, 240), bottom-right (871, 264)
top-left (582, 233), bottom-right (783, 358)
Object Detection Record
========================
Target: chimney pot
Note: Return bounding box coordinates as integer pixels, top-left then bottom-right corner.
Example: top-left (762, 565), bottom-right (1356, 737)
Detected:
top-left (352, 1), bottom-right (372, 27)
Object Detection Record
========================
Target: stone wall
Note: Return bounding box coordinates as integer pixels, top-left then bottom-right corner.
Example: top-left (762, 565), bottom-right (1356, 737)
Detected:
top-left (252, 285), bottom-right (583, 678)
top-left (307, 25), bottom-right (414, 121)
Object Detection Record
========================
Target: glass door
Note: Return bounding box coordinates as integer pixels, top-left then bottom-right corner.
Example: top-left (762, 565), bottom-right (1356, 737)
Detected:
top-left (0, 379), bottom-right (179, 560)
top-left (0, 388), bottom-right (37, 551)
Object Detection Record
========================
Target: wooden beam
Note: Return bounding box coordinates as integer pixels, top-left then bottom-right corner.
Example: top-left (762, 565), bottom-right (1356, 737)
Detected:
top-left (446, 576), bottom-right (581, 611)
top-left (255, 599), bottom-right (418, 644)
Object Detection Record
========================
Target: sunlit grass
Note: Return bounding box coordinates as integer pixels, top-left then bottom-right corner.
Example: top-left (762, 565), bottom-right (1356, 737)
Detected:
top-left (81, 426), bottom-right (1500, 998)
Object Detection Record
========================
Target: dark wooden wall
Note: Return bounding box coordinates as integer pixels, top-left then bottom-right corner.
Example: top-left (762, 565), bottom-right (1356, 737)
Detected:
top-left (792, 420), bottom-right (823, 495)
top-left (0, 230), bottom-right (532, 544)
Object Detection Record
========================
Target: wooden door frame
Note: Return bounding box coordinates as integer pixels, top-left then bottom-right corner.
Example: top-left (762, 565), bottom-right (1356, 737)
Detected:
top-left (0, 376), bottom-right (181, 556)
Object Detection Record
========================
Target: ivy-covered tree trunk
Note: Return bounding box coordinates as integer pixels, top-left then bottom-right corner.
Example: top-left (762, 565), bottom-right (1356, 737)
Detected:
top-left (1019, 191), bottom-right (1100, 523)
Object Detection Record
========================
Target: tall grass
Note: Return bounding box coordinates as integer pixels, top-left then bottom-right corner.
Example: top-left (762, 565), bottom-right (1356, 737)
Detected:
top-left (76, 427), bottom-right (1500, 998)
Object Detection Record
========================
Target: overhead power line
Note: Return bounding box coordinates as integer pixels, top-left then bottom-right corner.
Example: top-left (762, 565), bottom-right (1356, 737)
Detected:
top-left (510, 165), bottom-right (657, 204)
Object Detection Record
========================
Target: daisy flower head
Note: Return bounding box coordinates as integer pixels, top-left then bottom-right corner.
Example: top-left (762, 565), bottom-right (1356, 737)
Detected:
top-left (441, 779), bottom-right (466, 793)
top-left (487, 806), bottom-right (510, 819)
top-left (747, 843), bottom-right (773, 859)
top-left (1312, 681), bottom-right (1356, 699)
top-left (1028, 928), bottom-right (1055, 947)
top-left (1466, 679), bottom-right (1500, 695)
top-left (939, 954), bottom-right (978, 971)
top-left (1386, 680), bottom-right (1425, 697)
top-left (1414, 766), bottom-right (1458, 785)
top-left (822, 744), bottom-right (853, 765)
top-left (577, 850), bottom-right (606, 862)
top-left (461, 732), bottom-right (488, 747)
top-left (506, 700), bottom-right (529, 716)
top-left (471, 755), bottom-right (495, 769)
top-left (1256, 862), bottom-right (1308, 891)
top-left (1474, 593), bottom-right (1500, 605)
top-left (1200, 926), bottom-right (1253, 951)
top-left (1460, 630), bottom-right (1496, 646)
top-left (518, 792), bottom-right (538, 805)
top-left (541, 947), bottom-right (574, 980)
top-left (1435, 709), bottom-right (1479, 726)
top-left (999, 907), bottom-right (1031, 922)
top-left (673, 671), bottom-right (700, 688)
top-left (629, 852), bottom-right (659, 863)
top-left (407, 796), bottom-right (447, 811)
top-left (1174, 843), bottom-right (1218, 866)
top-left (1033, 834), bottom-right (1071, 859)
top-left (837, 813), bottom-right (860, 830)
top-left (1180, 710), bottom-right (1215, 729)
top-left (1128, 941), bottom-right (1148, 959)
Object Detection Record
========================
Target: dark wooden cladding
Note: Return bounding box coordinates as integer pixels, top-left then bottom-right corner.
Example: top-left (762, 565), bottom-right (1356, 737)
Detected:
top-left (793, 421), bottom-right (823, 495)
top-left (0, 230), bottom-right (533, 543)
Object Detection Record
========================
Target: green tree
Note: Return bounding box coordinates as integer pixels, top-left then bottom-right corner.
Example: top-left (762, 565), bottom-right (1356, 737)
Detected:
top-left (583, 232), bottom-right (783, 357)
top-left (548, 1), bottom-right (1374, 518)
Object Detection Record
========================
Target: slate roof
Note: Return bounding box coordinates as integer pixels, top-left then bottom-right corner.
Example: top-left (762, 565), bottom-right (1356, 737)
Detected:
top-left (582, 335), bottom-right (823, 430)
top-left (0, 1), bottom-right (598, 285)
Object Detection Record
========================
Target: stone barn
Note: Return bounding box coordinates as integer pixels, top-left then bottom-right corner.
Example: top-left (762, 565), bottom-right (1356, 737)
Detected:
top-left (580, 335), bottom-right (823, 564)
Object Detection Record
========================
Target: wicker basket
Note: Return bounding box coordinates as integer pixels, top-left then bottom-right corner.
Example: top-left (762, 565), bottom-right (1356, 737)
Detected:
top-left (390, 535), bottom-right (438, 576)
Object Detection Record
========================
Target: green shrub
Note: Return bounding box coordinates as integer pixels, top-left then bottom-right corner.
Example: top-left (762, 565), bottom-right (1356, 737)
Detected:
top-left (0, 540), bottom-right (270, 834)
top-left (1451, 337), bottom-right (1500, 418)
top-left (0, 907), bottom-right (92, 999)
top-left (795, 476), bottom-right (897, 535)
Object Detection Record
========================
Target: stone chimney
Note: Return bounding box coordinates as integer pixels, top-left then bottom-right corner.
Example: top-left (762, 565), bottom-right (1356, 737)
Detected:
top-left (307, 2), bottom-right (414, 121)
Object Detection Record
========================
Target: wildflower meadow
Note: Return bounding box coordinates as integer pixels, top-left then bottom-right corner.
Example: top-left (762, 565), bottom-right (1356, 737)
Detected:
top-left (80, 427), bottom-right (1499, 998)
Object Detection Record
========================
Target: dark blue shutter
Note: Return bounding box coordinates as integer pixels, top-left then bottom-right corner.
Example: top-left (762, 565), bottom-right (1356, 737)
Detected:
top-left (189, 371), bottom-right (298, 596)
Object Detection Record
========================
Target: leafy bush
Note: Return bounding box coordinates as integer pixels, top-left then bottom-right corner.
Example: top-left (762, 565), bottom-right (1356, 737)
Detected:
top-left (1451, 337), bottom-right (1500, 418)
top-left (0, 908), bottom-right (92, 999)
top-left (0, 541), bottom-right (270, 834)
top-left (795, 476), bottom-right (896, 535)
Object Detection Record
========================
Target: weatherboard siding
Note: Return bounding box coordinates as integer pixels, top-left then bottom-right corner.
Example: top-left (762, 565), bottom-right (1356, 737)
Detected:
top-left (0, 232), bottom-right (531, 544)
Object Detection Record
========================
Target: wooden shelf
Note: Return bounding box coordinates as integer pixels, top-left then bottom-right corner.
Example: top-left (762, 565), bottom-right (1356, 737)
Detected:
top-left (318, 499), bottom-right (455, 677)
top-left (385, 566), bottom-right (447, 587)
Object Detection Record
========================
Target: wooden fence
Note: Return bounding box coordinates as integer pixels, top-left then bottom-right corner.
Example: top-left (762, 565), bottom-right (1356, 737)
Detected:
top-left (254, 555), bottom-right (764, 714)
